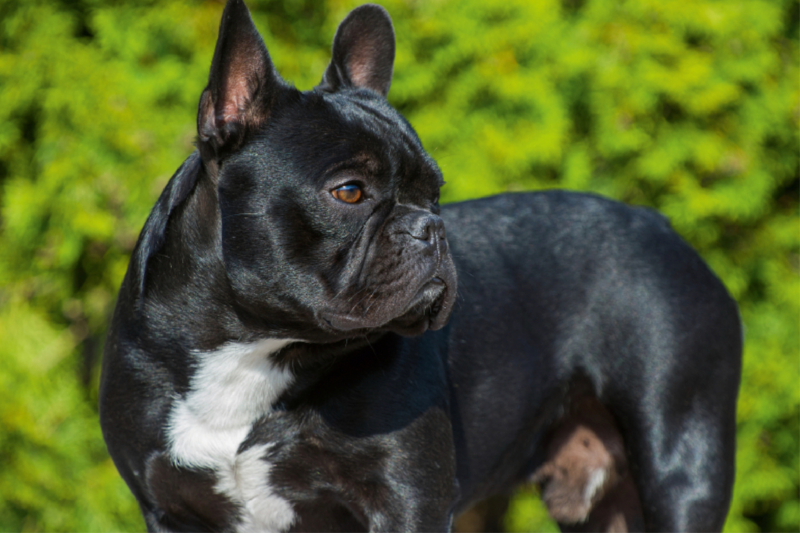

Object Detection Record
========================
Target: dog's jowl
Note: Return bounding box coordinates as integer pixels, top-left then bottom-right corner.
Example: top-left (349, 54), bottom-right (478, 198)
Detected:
top-left (99, 1), bottom-right (743, 531)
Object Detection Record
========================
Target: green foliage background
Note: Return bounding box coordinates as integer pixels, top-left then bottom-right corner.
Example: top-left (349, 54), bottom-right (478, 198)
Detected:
top-left (0, 0), bottom-right (797, 530)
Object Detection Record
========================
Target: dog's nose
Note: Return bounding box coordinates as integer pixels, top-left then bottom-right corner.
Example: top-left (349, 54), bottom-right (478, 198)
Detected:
top-left (410, 214), bottom-right (446, 245)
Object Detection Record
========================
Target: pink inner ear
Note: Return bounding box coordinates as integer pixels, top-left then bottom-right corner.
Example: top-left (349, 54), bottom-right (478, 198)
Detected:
top-left (347, 44), bottom-right (377, 91)
top-left (218, 56), bottom-right (264, 124)
top-left (220, 77), bottom-right (251, 123)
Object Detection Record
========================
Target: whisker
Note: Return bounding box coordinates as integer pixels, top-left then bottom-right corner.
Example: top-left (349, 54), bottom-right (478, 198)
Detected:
top-left (361, 289), bottom-right (381, 315)
top-left (347, 287), bottom-right (375, 315)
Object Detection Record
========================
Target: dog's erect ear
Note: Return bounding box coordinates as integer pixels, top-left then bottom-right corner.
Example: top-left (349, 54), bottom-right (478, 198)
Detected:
top-left (318, 4), bottom-right (395, 97)
top-left (198, 0), bottom-right (282, 158)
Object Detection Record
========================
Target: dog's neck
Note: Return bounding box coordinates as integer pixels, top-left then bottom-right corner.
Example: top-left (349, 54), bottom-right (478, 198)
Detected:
top-left (136, 163), bottom-right (266, 350)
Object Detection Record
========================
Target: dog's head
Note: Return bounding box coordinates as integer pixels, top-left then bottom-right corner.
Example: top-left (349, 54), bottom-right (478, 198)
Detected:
top-left (194, 0), bottom-right (456, 341)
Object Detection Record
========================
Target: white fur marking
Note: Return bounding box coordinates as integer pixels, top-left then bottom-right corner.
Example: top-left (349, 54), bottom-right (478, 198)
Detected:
top-left (584, 467), bottom-right (608, 504)
top-left (216, 444), bottom-right (296, 533)
top-left (167, 338), bottom-right (297, 532)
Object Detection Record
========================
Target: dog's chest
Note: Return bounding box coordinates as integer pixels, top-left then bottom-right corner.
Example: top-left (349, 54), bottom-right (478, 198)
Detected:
top-left (166, 338), bottom-right (297, 532)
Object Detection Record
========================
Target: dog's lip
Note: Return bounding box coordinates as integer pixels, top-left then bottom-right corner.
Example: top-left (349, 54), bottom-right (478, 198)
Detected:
top-left (319, 312), bottom-right (372, 332)
top-left (424, 281), bottom-right (451, 331)
top-left (386, 281), bottom-right (449, 335)
top-left (400, 276), bottom-right (447, 317)
top-left (319, 277), bottom-right (448, 334)
top-left (427, 279), bottom-right (446, 315)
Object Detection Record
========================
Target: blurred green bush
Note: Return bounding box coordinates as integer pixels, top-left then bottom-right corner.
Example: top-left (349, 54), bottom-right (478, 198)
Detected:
top-left (0, 0), bottom-right (796, 530)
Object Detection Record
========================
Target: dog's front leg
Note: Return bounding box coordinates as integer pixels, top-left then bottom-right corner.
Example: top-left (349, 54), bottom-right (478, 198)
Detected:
top-left (365, 457), bottom-right (457, 530)
top-left (366, 493), bottom-right (455, 533)
top-left (369, 512), bottom-right (454, 533)
top-left (365, 412), bottom-right (459, 533)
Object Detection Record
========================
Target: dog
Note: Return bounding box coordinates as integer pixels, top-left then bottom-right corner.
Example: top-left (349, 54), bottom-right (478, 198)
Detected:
top-left (99, 1), bottom-right (743, 531)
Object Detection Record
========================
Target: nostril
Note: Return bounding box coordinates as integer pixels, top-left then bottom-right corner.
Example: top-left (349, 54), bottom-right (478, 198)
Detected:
top-left (411, 215), bottom-right (438, 243)
top-left (434, 218), bottom-right (446, 240)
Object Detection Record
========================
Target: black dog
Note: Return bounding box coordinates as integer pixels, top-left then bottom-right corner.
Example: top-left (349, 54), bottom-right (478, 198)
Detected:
top-left (99, 1), bottom-right (742, 531)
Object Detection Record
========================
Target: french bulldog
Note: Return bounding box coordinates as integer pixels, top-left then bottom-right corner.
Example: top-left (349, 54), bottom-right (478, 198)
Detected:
top-left (99, 1), bottom-right (742, 531)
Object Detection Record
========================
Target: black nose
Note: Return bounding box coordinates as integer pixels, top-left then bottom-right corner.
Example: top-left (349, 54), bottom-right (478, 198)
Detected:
top-left (410, 214), bottom-right (446, 244)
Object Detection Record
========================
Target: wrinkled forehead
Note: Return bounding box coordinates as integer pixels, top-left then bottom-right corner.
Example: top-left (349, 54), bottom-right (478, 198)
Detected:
top-left (256, 89), bottom-right (443, 200)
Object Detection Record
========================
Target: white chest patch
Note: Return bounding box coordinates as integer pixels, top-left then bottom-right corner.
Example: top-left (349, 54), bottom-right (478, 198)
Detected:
top-left (167, 338), bottom-right (297, 532)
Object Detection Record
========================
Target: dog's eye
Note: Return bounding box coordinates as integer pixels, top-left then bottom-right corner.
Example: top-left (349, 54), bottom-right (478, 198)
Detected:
top-left (332, 184), bottom-right (362, 204)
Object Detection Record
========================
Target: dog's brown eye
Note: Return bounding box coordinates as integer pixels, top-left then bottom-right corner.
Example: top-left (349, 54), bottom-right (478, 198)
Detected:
top-left (332, 184), bottom-right (362, 204)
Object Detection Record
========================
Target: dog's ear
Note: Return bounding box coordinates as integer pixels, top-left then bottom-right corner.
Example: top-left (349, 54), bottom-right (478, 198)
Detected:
top-left (197, 0), bottom-right (283, 159)
top-left (318, 4), bottom-right (395, 97)
top-left (132, 151), bottom-right (202, 303)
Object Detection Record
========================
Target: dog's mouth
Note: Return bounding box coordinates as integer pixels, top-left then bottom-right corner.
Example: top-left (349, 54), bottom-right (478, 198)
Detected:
top-left (318, 269), bottom-right (456, 337)
top-left (316, 230), bottom-right (458, 338)
top-left (383, 277), bottom-right (448, 334)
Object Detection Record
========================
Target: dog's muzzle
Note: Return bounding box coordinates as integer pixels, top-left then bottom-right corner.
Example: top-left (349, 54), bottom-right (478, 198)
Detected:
top-left (319, 212), bottom-right (457, 336)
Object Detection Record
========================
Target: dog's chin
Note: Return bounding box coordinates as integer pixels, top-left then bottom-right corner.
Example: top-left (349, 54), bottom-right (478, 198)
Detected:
top-left (319, 273), bottom-right (456, 338)
top-left (384, 277), bottom-right (451, 336)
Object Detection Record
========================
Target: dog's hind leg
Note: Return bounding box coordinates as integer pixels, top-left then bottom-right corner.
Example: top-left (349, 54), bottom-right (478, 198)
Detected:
top-left (606, 295), bottom-right (741, 531)
top-left (607, 367), bottom-right (739, 532)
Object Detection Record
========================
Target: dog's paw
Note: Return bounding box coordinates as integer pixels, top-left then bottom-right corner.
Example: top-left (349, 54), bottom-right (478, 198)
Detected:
top-left (531, 424), bottom-right (622, 524)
